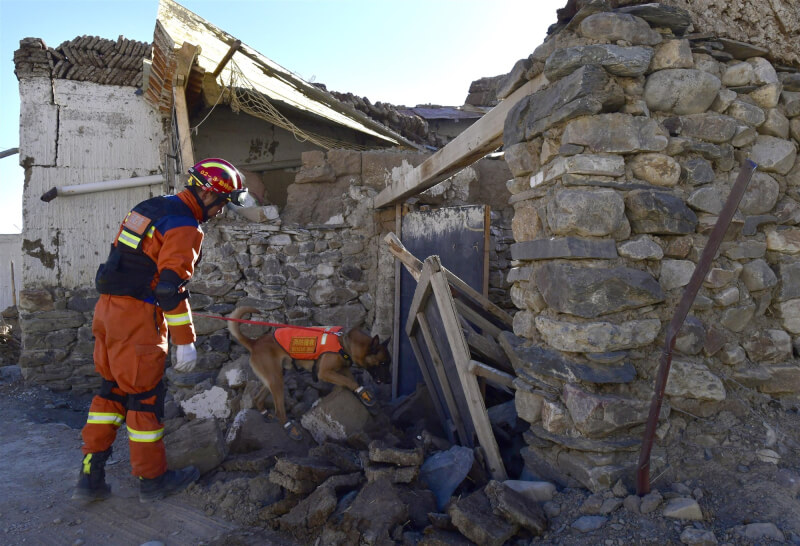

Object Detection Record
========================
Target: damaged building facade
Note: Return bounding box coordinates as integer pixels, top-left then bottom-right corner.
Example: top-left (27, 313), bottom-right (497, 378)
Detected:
top-left (9, 0), bottom-right (800, 539)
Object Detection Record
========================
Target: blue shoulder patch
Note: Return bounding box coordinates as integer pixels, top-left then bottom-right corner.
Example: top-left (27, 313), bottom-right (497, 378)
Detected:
top-left (132, 195), bottom-right (198, 235)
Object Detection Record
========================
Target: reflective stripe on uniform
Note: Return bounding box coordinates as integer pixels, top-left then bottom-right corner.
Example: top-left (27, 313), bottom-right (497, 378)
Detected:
top-left (82, 453), bottom-right (93, 474)
top-left (164, 311), bottom-right (191, 326)
top-left (117, 230), bottom-right (142, 249)
top-left (87, 411), bottom-right (124, 426)
top-left (126, 425), bottom-right (164, 443)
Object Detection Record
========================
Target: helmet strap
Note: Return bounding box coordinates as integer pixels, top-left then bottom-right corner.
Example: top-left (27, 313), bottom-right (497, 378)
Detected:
top-left (187, 185), bottom-right (212, 222)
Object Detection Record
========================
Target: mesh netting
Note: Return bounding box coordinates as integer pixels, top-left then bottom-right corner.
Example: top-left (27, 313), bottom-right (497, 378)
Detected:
top-left (227, 59), bottom-right (376, 151)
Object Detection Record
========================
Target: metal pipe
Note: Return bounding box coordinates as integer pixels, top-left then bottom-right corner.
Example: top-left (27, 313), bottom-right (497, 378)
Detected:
top-left (0, 148), bottom-right (19, 159)
top-left (40, 175), bottom-right (165, 202)
top-left (635, 158), bottom-right (757, 495)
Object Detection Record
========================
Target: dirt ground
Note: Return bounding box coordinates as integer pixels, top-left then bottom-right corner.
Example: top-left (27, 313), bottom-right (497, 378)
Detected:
top-left (2, 359), bottom-right (800, 546)
top-left (0, 369), bottom-right (297, 546)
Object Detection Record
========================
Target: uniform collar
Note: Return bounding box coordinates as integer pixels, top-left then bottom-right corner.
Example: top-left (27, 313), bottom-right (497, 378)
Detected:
top-left (177, 189), bottom-right (205, 223)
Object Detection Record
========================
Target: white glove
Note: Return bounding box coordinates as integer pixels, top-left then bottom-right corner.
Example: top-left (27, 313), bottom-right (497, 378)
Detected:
top-left (174, 343), bottom-right (197, 372)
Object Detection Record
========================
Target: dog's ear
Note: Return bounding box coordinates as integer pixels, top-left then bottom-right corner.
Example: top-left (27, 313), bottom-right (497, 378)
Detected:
top-left (371, 335), bottom-right (381, 351)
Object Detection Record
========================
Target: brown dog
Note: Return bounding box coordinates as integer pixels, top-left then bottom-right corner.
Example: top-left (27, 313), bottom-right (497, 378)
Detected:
top-left (227, 306), bottom-right (390, 439)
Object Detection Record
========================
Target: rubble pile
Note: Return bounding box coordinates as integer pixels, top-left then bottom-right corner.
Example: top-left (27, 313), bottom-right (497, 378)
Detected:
top-left (159, 356), bottom-right (548, 544)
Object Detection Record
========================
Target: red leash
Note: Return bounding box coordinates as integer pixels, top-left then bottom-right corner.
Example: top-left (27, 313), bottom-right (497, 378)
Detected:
top-left (192, 313), bottom-right (330, 333)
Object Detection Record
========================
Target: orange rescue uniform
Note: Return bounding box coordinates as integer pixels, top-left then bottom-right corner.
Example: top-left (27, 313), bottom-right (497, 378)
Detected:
top-left (81, 190), bottom-right (203, 479)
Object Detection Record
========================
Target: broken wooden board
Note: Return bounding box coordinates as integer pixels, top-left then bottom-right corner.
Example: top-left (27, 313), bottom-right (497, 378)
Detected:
top-left (405, 255), bottom-right (512, 481)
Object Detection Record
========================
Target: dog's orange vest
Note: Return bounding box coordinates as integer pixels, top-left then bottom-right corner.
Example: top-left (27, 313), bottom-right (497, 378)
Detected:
top-left (273, 326), bottom-right (344, 360)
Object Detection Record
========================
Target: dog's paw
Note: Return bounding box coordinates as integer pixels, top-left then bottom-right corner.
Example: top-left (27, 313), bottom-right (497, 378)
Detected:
top-left (283, 420), bottom-right (304, 441)
top-left (354, 386), bottom-right (376, 407)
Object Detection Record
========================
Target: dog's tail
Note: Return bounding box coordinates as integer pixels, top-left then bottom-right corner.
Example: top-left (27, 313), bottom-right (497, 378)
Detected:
top-left (227, 306), bottom-right (260, 353)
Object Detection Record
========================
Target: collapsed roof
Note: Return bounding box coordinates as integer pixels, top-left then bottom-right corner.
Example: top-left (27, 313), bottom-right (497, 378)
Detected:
top-left (145, 0), bottom-right (422, 151)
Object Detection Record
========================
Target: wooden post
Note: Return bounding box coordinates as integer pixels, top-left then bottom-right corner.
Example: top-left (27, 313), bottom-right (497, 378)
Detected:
top-left (173, 42), bottom-right (199, 170)
top-left (212, 39), bottom-right (241, 78)
top-left (10, 260), bottom-right (16, 307)
top-left (391, 204), bottom-right (402, 400)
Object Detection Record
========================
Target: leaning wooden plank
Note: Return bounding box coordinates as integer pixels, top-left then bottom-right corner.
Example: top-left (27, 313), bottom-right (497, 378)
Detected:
top-left (405, 262), bottom-right (434, 337)
top-left (406, 321), bottom-right (455, 443)
top-left (173, 86), bottom-right (195, 169)
top-left (174, 41), bottom-right (198, 87)
top-left (391, 205), bottom-right (403, 399)
top-left (384, 231), bottom-right (512, 328)
top-left (465, 331), bottom-right (512, 373)
top-left (428, 256), bottom-right (507, 480)
top-left (374, 73), bottom-right (548, 208)
top-left (212, 39), bottom-right (240, 78)
top-left (384, 232), bottom-right (422, 281)
top-left (444, 270), bottom-right (514, 328)
top-left (416, 311), bottom-right (469, 444)
top-left (455, 299), bottom-right (503, 339)
top-left (468, 360), bottom-right (516, 390)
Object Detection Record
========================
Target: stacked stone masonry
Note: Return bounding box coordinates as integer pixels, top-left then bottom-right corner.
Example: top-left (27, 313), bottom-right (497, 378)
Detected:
top-left (17, 149), bottom-right (515, 397)
top-left (503, 4), bottom-right (800, 491)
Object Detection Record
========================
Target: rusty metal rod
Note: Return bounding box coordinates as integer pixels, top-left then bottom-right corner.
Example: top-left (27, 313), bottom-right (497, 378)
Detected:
top-left (636, 158), bottom-right (757, 495)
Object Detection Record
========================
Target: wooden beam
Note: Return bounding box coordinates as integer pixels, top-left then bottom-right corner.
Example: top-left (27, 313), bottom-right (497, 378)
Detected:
top-left (468, 360), bottom-right (516, 390)
top-left (173, 42), bottom-right (198, 170)
top-left (428, 256), bottom-right (507, 480)
top-left (174, 42), bottom-right (199, 88)
top-left (173, 87), bottom-right (195, 169)
top-left (454, 299), bottom-right (503, 339)
top-left (406, 322), bottom-right (456, 442)
top-left (384, 230), bottom-right (513, 328)
top-left (374, 73), bottom-right (548, 208)
top-left (384, 232), bottom-right (422, 281)
top-left (212, 39), bottom-right (240, 78)
top-left (465, 331), bottom-right (512, 373)
top-left (391, 204), bottom-right (402, 400)
top-left (416, 311), bottom-right (468, 443)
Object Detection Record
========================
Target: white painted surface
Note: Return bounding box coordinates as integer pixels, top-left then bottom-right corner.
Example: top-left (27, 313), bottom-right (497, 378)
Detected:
top-left (0, 235), bottom-right (22, 310)
top-left (20, 78), bottom-right (167, 290)
top-left (18, 79), bottom-right (57, 166)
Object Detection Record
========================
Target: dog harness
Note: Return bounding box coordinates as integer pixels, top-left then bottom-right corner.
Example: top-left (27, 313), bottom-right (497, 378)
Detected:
top-left (273, 326), bottom-right (346, 360)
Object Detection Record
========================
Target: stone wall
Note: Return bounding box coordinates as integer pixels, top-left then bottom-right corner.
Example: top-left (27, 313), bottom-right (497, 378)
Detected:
top-left (17, 147), bottom-right (515, 392)
top-left (502, 4), bottom-right (800, 490)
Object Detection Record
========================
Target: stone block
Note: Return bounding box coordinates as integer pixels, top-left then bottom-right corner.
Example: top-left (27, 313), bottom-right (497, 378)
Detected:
top-left (165, 418), bottom-right (226, 474)
top-left (300, 387), bottom-right (372, 444)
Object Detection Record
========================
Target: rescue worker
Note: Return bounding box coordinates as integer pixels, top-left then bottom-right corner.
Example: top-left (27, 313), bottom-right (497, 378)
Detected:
top-left (73, 158), bottom-right (248, 502)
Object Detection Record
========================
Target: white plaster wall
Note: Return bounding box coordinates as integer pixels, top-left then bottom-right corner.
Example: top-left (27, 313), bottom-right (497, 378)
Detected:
top-left (21, 80), bottom-right (167, 289)
top-left (0, 235), bottom-right (23, 310)
top-left (19, 79), bottom-right (57, 166)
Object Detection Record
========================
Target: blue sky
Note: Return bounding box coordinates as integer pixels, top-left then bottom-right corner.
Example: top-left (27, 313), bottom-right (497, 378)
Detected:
top-left (0, 0), bottom-right (557, 234)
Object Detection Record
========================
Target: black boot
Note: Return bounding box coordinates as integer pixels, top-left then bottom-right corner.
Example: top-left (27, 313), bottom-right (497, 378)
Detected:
top-left (139, 466), bottom-right (200, 503)
top-left (72, 447), bottom-right (113, 501)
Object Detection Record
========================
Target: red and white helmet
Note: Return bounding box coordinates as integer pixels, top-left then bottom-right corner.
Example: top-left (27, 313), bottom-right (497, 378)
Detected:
top-left (188, 158), bottom-right (247, 206)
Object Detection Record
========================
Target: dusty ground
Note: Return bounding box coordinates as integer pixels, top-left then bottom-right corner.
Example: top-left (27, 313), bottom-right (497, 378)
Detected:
top-left (0, 368), bottom-right (296, 546)
top-left (2, 360), bottom-right (800, 545)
